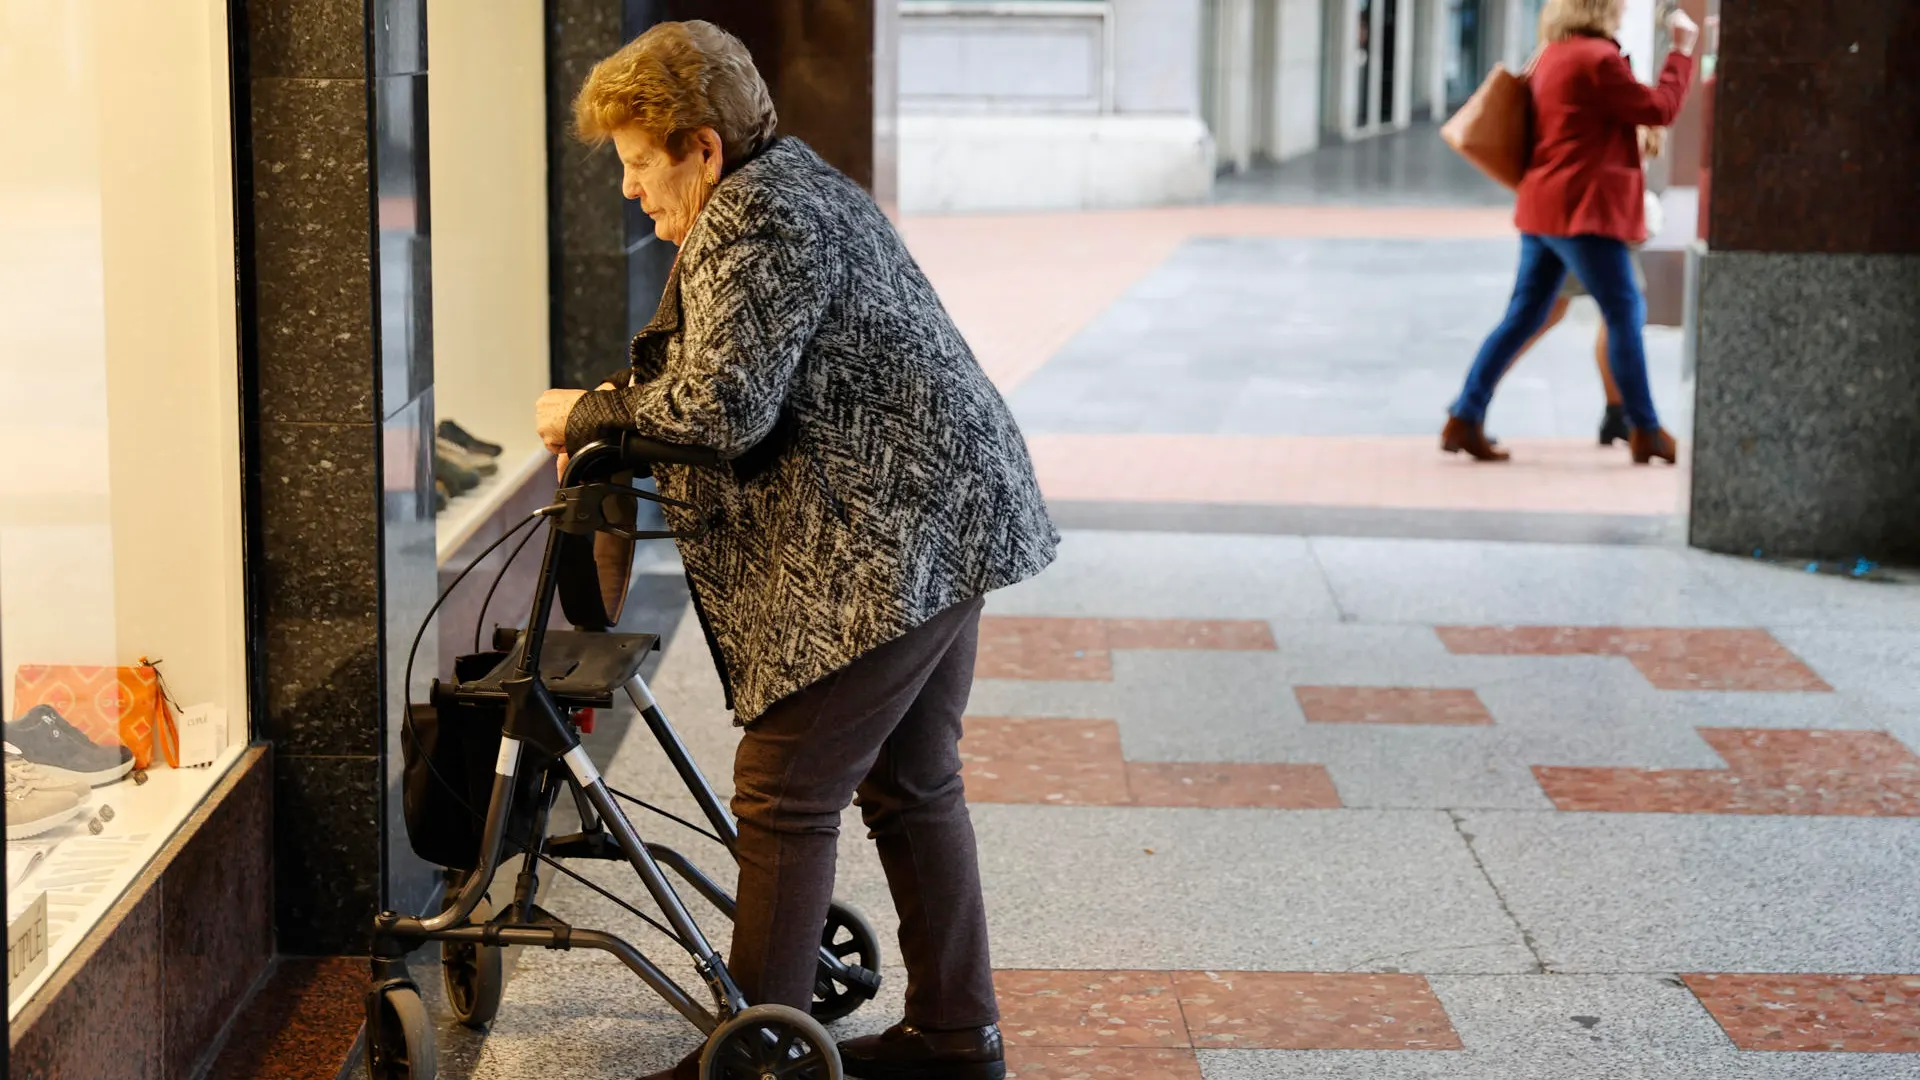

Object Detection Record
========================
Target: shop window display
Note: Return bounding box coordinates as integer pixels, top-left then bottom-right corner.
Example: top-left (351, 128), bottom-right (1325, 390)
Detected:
top-left (2, 0), bottom-right (248, 1014)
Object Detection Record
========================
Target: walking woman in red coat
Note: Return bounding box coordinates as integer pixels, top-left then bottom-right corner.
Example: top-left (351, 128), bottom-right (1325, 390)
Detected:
top-left (1442, 0), bottom-right (1700, 464)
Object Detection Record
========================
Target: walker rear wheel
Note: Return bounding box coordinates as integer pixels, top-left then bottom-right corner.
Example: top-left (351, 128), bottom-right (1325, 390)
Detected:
top-left (700, 1004), bottom-right (841, 1080)
top-left (442, 897), bottom-right (504, 1028)
top-left (810, 901), bottom-right (882, 1024)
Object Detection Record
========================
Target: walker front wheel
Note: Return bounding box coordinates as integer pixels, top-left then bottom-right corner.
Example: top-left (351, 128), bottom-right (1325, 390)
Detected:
top-left (700, 1004), bottom-right (841, 1080)
top-left (366, 983), bottom-right (437, 1080)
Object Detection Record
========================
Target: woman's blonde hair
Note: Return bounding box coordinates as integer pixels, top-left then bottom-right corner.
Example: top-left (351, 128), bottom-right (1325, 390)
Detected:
top-left (573, 20), bottom-right (777, 162)
top-left (1539, 0), bottom-right (1622, 42)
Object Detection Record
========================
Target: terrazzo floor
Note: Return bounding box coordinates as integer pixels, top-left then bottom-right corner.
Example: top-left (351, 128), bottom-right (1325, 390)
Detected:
top-left (418, 532), bottom-right (1920, 1080)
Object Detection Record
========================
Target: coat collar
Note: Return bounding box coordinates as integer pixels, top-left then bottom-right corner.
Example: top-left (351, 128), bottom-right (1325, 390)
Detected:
top-left (631, 137), bottom-right (803, 343)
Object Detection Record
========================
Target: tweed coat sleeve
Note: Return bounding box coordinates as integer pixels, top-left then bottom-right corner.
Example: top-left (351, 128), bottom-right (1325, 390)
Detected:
top-left (567, 209), bottom-right (838, 458)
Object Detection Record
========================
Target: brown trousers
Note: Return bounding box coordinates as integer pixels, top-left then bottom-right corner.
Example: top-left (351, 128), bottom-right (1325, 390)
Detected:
top-left (728, 596), bottom-right (997, 1029)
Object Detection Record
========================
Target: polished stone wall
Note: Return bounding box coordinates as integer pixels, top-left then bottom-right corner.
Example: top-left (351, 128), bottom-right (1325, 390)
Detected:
top-left (1687, 0), bottom-right (1920, 563)
top-left (242, 0), bottom-right (437, 953)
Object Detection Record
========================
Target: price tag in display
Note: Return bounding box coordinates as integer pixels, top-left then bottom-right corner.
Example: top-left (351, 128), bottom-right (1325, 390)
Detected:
top-left (176, 704), bottom-right (230, 768)
top-left (8, 891), bottom-right (49, 1004)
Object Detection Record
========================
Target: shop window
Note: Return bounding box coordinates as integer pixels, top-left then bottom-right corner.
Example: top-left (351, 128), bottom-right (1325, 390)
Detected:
top-left (1, 0), bottom-right (247, 1014)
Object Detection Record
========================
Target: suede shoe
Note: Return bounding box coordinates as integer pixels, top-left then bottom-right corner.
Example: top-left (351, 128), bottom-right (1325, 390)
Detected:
top-left (838, 1022), bottom-right (1006, 1080)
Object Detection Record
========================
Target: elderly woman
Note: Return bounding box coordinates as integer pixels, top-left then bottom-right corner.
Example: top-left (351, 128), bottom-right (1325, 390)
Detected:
top-left (534, 20), bottom-right (1054, 1080)
top-left (1441, 0), bottom-right (1698, 465)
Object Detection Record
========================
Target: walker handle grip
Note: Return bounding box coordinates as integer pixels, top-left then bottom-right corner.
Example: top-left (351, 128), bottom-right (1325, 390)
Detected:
top-left (619, 432), bottom-right (721, 469)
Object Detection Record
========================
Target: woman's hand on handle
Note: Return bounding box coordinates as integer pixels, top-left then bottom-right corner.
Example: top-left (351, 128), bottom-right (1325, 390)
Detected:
top-left (538, 383), bottom-right (619, 482)
top-left (536, 388), bottom-right (587, 454)
top-left (1668, 8), bottom-right (1700, 56)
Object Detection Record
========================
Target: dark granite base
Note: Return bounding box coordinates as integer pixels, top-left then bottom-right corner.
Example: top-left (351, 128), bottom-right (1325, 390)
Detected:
top-left (1690, 250), bottom-right (1920, 562)
top-left (8, 748), bottom-right (274, 1080)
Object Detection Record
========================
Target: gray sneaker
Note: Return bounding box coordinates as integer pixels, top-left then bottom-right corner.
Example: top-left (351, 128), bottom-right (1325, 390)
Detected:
top-left (5, 705), bottom-right (135, 786)
top-left (6, 762), bottom-right (83, 839)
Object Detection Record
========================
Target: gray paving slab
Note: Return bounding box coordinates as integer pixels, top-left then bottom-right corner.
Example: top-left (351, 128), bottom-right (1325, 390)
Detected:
top-left (970, 805), bottom-right (1535, 974)
top-left (1768, 627), bottom-right (1920, 714)
top-left (984, 530), bottom-right (1342, 621)
top-left (1308, 536), bottom-right (1753, 626)
top-left (1686, 551), bottom-right (1920, 630)
top-left (1197, 973), bottom-right (1920, 1079)
top-left (1007, 237), bottom-right (1690, 440)
top-left (1456, 810), bottom-right (1920, 975)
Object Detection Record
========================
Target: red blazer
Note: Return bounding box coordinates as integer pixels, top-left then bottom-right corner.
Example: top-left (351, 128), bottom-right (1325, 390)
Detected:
top-left (1515, 35), bottom-right (1695, 243)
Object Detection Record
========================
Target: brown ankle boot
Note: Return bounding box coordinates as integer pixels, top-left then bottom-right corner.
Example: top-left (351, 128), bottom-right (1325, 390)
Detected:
top-left (1628, 426), bottom-right (1677, 465)
top-left (1441, 416), bottom-right (1510, 462)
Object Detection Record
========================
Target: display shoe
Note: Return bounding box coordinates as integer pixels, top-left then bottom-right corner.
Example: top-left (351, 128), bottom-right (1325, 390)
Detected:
top-left (1598, 403), bottom-right (1629, 446)
top-left (437, 419), bottom-right (503, 457)
top-left (6, 763), bottom-right (84, 840)
top-left (4, 705), bottom-right (136, 786)
top-left (1629, 426), bottom-right (1679, 465)
top-left (436, 436), bottom-right (499, 478)
top-left (5, 744), bottom-right (92, 799)
top-left (839, 1022), bottom-right (1007, 1080)
top-left (1440, 416), bottom-right (1511, 462)
top-left (434, 450), bottom-right (483, 496)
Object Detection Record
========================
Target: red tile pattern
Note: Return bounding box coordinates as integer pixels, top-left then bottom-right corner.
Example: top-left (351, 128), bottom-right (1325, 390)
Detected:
top-left (996, 970), bottom-right (1462, 1054)
top-left (1435, 626), bottom-right (1832, 692)
top-left (961, 718), bottom-right (1131, 805)
top-left (1295, 686), bottom-right (1494, 726)
top-left (1124, 762), bottom-right (1341, 809)
top-left (1683, 974), bottom-right (1920, 1052)
top-left (976, 617), bottom-right (1276, 682)
top-left (962, 717), bottom-right (1340, 808)
top-left (977, 618), bottom-right (1115, 681)
top-left (996, 971), bottom-right (1191, 1047)
top-left (1005, 1047), bottom-right (1203, 1080)
top-left (1536, 729), bottom-right (1920, 816)
top-left (1104, 619), bottom-right (1277, 652)
top-left (1171, 970), bottom-right (1463, 1050)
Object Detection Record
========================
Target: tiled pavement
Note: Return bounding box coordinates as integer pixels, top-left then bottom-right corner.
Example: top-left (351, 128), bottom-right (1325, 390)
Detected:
top-left (899, 207), bottom-right (1689, 527)
top-left (430, 532), bottom-right (1920, 1079)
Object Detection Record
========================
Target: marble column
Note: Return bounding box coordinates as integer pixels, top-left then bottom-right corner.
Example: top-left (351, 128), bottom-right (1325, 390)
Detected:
top-left (1687, 1), bottom-right (1920, 563)
top-left (242, 0), bottom-right (437, 953)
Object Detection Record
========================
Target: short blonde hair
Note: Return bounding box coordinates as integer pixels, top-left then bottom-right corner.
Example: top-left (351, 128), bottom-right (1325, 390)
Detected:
top-left (573, 20), bottom-right (777, 162)
top-left (1539, 0), bottom-right (1621, 42)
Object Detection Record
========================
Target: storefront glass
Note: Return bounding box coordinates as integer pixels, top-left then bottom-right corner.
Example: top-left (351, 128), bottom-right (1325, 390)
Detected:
top-left (1, 0), bottom-right (247, 1015)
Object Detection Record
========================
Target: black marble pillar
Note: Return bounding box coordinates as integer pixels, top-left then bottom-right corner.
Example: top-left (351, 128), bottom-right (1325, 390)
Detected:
top-left (548, 0), bottom-right (642, 390)
top-left (1687, 1), bottom-right (1920, 563)
top-left (240, 0), bottom-right (437, 953)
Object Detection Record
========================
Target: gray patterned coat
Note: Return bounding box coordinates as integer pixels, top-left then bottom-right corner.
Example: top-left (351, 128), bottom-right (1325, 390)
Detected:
top-left (566, 138), bottom-right (1058, 722)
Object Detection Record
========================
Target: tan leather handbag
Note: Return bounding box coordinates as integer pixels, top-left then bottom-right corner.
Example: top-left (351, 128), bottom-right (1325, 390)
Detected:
top-left (1441, 52), bottom-right (1541, 190)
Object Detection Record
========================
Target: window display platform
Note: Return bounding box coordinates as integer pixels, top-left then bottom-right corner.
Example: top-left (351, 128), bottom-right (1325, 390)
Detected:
top-left (6, 744), bottom-right (245, 1019)
top-left (436, 443), bottom-right (549, 566)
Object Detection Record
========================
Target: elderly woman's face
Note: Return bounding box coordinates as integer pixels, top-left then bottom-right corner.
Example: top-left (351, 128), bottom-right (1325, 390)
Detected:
top-left (611, 124), bottom-right (723, 246)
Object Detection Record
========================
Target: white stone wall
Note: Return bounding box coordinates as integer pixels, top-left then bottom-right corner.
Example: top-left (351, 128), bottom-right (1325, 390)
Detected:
top-left (898, 0), bottom-right (1215, 212)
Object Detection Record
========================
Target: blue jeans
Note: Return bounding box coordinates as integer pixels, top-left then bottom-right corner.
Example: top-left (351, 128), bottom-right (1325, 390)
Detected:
top-left (1449, 233), bottom-right (1660, 431)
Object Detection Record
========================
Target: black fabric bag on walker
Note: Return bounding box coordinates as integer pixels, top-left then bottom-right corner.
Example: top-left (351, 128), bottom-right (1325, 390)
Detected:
top-left (402, 650), bottom-right (542, 872)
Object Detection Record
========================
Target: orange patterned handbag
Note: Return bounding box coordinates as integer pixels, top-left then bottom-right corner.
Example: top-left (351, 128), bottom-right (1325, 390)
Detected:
top-left (11, 657), bottom-right (181, 769)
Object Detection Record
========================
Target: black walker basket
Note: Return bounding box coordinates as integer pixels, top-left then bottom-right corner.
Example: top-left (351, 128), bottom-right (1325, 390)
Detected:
top-left (367, 435), bottom-right (880, 1080)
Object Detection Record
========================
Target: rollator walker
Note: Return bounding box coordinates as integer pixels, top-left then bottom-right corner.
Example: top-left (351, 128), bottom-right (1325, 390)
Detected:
top-left (366, 434), bottom-right (879, 1080)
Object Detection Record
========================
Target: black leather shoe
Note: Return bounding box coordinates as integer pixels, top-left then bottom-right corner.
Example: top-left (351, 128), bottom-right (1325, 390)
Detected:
top-left (839, 1023), bottom-right (1006, 1080)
